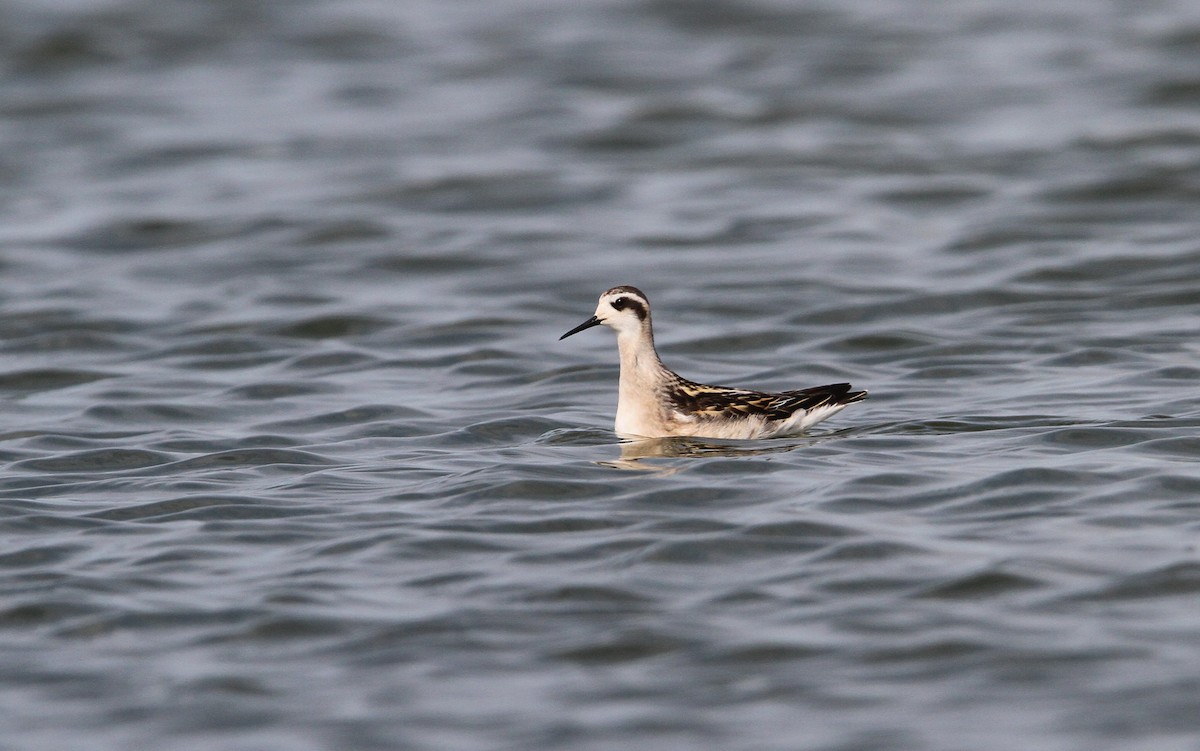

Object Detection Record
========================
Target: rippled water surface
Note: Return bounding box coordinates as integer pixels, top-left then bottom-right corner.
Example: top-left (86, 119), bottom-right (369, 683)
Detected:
top-left (3, 1), bottom-right (1200, 749)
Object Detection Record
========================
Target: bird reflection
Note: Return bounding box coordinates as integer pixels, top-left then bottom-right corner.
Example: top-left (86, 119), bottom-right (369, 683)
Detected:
top-left (599, 434), bottom-right (817, 472)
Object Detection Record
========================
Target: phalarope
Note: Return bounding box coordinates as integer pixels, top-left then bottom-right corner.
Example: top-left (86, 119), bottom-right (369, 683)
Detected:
top-left (560, 286), bottom-right (867, 440)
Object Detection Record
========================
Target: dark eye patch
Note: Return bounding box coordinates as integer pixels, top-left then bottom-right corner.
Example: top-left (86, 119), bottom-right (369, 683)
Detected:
top-left (609, 296), bottom-right (647, 320)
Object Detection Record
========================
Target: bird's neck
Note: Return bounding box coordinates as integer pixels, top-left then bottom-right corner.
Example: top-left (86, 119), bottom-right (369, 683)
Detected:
top-left (613, 323), bottom-right (669, 437)
top-left (615, 323), bottom-right (663, 379)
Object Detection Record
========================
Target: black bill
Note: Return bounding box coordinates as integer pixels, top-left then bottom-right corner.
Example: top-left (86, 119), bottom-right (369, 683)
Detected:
top-left (559, 315), bottom-right (602, 340)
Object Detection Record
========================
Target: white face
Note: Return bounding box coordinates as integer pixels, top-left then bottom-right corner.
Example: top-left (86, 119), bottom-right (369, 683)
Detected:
top-left (593, 289), bottom-right (650, 335)
top-left (560, 286), bottom-right (652, 341)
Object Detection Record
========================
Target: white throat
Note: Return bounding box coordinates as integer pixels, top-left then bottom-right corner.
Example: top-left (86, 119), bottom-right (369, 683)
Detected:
top-left (613, 321), bottom-right (667, 436)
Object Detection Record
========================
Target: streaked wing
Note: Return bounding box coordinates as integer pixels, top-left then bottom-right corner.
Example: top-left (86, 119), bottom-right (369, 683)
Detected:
top-left (667, 380), bottom-right (796, 420)
top-left (669, 380), bottom-right (862, 421)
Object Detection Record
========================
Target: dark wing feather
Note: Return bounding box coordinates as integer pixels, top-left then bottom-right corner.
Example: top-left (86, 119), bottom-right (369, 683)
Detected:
top-left (669, 379), bottom-right (866, 421)
top-left (779, 383), bottom-right (868, 411)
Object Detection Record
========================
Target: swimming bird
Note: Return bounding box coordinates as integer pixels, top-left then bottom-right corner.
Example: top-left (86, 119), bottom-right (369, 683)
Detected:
top-left (560, 286), bottom-right (867, 440)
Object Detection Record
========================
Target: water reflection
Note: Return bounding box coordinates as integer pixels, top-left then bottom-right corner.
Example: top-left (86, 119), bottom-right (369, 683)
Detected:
top-left (600, 434), bottom-right (826, 472)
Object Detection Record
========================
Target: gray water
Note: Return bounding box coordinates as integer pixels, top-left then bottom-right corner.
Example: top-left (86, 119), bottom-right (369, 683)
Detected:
top-left (2, 1), bottom-right (1200, 749)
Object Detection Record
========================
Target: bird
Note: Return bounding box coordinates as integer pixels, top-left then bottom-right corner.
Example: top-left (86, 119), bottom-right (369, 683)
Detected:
top-left (560, 285), bottom-right (867, 440)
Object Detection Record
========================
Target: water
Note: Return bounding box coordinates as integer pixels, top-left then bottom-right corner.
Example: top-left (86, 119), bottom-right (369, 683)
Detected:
top-left (2, 1), bottom-right (1199, 749)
